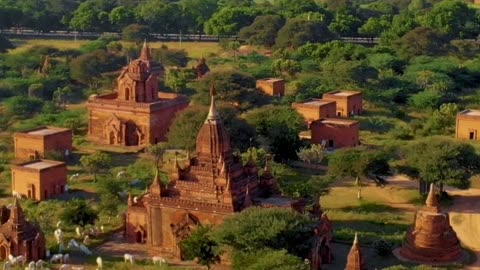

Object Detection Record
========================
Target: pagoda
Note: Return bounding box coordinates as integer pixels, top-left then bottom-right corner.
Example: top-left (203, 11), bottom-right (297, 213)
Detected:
top-left (86, 41), bottom-right (189, 146)
top-left (0, 198), bottom-right (46, 261)
top-left (399, 184), bottom-right (462, 263)
top-left (125, 86), bottom-right (305, 258)
top-left (345, 233), bottom-right (365, 270)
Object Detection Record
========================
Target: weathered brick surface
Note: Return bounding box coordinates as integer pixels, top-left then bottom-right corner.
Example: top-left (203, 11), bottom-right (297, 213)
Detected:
top-left (11, 160), bottom-right (67, 201)
top-left (13, 126), bottom-right (72, 161)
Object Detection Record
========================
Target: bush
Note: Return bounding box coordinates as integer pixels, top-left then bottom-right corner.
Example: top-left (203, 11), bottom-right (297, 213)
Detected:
top-left (373, 239), bottom-right (393, 256)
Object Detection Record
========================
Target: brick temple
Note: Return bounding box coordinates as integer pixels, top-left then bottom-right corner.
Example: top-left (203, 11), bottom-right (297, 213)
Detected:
top-left (398, 184), bottom-right (462, 263)
top-left (310, 118), bottom-right (360, 148)
top-left (323, 90), bottom-right (362, 117)
top-left (256, 78), bottom-right (285, 96)
top-left (0, 197), bottom-right (46, 261)
top-left (87, 42), bottom-right (189, 146)
top-left (11, 160), bottom-right (67, 201)
top-left (125, 87), bottom-right (329, 262)
top-left (456, 109), bottom-right (480, 141)
top-left (13, 126), bottom-right (72, 161)
top-left (292, 99), bottom-right (336, 123)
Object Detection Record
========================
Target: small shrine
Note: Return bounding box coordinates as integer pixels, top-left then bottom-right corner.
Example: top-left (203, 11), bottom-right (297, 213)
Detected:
top-left (398, 184), bottom-right (462, 263)
top-left (194, 57), bottom-right (210, 79)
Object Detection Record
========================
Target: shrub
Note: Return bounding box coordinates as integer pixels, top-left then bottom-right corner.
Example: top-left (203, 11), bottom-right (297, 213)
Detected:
top-left (373, 239), bottom-right (393, 256)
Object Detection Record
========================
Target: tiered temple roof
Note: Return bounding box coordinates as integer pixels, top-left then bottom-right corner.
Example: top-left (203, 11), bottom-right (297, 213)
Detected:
top-left (399, 184), bottom-right (462, 263)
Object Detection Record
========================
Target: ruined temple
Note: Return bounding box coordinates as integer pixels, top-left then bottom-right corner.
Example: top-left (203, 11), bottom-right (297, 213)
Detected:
top-left (194, 57), bottom-right (209, 79)
top-left (345, 233), bottom-right (365, 270)
top-left (0, 198), bottom-right (46, 261)
top-left (125, 86), bottom-right (311, 259)
top-left (87, 42), bottom-right (189, 146)
top-left (399, 184), bottom-right (462, 263)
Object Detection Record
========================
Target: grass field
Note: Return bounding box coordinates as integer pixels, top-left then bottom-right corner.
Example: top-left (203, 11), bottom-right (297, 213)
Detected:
top-left (10, 39), bottom-right (221, 59)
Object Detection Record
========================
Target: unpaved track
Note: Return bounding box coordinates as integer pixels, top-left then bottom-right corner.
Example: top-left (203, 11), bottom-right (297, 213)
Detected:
top-left (446, 188), bottom-right (480, 269)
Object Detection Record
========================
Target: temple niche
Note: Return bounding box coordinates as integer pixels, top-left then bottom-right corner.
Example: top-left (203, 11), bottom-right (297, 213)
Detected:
top-left (0, 198), bottom-right (46, 262)
top-left (87, 42), bottom-right (189, 146)
top-left (125, 86), bottom-right (331, 264)
top-left (398, 184), bottom-right (462, 264)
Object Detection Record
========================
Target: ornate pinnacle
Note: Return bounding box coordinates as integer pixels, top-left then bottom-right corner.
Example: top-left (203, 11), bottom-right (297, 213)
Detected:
top-left (206, 84), bottom-right (220, 121)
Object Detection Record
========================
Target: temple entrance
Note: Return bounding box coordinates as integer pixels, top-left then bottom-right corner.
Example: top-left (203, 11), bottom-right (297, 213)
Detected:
top-left (109, 131), bottom-right (116, 145)
top-left (125, 122), bottom-right (139, 146)
top-left (134, 226), bottom-right (146, 244)
top-left (0, 246), bottom-right (6, 260)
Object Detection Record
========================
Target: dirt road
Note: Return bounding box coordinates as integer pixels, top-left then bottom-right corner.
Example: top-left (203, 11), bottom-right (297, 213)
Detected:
top-left (446, 188), bottom-right (480, 269)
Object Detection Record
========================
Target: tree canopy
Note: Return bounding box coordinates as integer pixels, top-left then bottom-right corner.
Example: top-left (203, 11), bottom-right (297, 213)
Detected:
top-left (400, 137), bottom-right (480, 189)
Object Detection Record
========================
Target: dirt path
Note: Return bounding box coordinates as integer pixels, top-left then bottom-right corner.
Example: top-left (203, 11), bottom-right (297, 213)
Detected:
top-left (446, 187), bottom-right (480, 269)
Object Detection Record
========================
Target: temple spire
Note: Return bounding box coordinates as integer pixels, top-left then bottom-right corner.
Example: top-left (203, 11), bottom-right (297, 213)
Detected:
top-left (150, 169), bottom-right (163, 196)
top-left (127, 193), bottom-right (134, 206)
top-left (9, 196), bottom-right (25, 224)
top-left (206, 84), bottom-right (220, 121)
top-left (345, 233), bottom-right (365, 270)
top-left (243, 185), bottom-right (253, 208)
top-left (425, 183), bottom-right (439, 212)
top-left (139, 40), bottom-right (151, 61)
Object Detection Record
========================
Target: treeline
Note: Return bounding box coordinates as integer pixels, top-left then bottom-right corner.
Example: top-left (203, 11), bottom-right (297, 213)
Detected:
top-left (1, 0), bottom-right (480, 45)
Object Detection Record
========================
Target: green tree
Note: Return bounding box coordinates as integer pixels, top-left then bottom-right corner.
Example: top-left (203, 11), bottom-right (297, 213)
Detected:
top-left (135, 0), bottom-right (181, 33)
top-left (98, 193), bottom-right (121, 223)
top-left (297, 144), bottom-right (325, 164)
top-left (401, 137), bottom-right (480, 191)
top-left (358, 15), bottom-right (391, 38)
top-left (69, 1), bottom-right (102, 32)
top-left (328, 147), bottom-right (390, 184)
top-left (121, 24), bottom-right (151, 43)
top-left (4, 96), bottom-right (44, 119)
top-left (423, 103), bottom-right (459, 135)
top-left (79, 152), bottom-right (112, 182)
top-left (239, 15), bottom-right (285, 47)
top-left (204, 7), bottom-right (261, 36)
top-left (109, 6), bottom-right (135, 30)
top-left (70, 50), bottom-right (124, 88)
top-left (328, 9), bottom-right (362, 36)
top-left (275, 18), bottom-right (335, 48)
top-left (213, 207), bottom-right (315, 257)
top-left (244, 106), bottom-right (305, 161)
top-left (165, 68), bottom-right (194, 92)
top-left (393, 27), bottom-right (450, 58)
top-left (194, 70), bottom-right (257, 106)
top-left (408, 90), bottom-right (443, 110)
top-left (181, 226), bottom-right (221, 270)
top-left (180, 0), bottom-right (218, 35)
top-left (272, 59), bottom-right (302, 76)
top-left (146, 143), bottom-right (167, 173)
top-left (60, 199), bottom-right (98, 227)
top-left (233, 249), bottom-right (308, 270)
top-left (418, 0), bottom-right (479, 38)
top-left (52, 86), bottom-right (72, 109)
top-left (166, 105), bottom-right (208, 151)
top-left (275, 0), bottom-right (322, 18)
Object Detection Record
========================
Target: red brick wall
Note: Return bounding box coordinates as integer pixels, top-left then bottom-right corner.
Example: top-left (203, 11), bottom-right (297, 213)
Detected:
top-left (256, 80), bottom-right (285, 97)
top-left (311, 122), bottom-right (359, 148)
top-left (14, 137), bottom-right (44, 160)
top-left (11, 165), bottom-right (67, 201)
top-left (14, 131), bottom-right (72, 161)
top-left (43, 131), bottom-right (73, 156)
